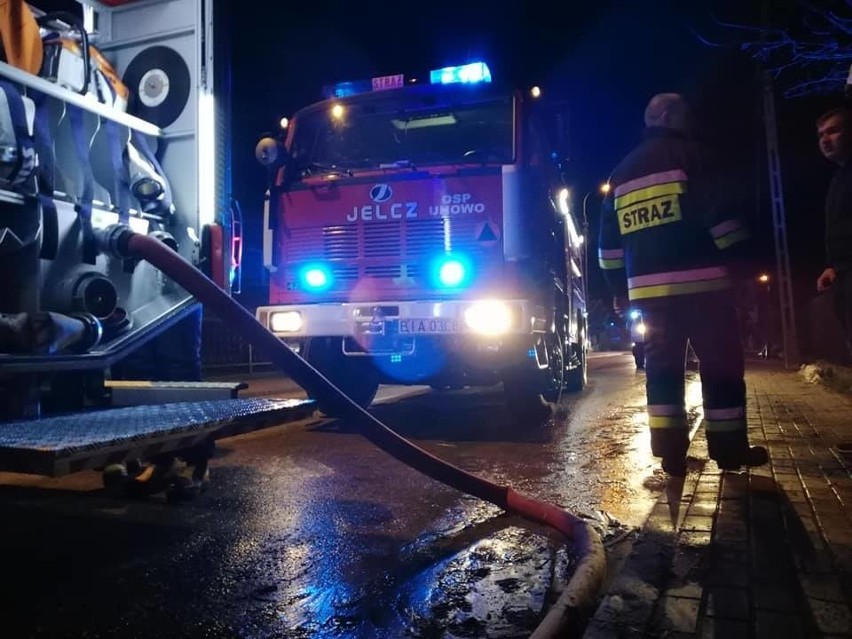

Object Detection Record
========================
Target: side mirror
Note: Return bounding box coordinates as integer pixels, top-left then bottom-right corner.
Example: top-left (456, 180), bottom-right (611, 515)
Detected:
top-left (255, 136), bottom-right (288, 168)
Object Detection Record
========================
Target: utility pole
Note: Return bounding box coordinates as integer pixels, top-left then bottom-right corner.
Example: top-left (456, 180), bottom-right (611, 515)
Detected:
top-left (760, 0), bottom-right (798, 368)
top-left (761, 71), bottom-right (798, 367)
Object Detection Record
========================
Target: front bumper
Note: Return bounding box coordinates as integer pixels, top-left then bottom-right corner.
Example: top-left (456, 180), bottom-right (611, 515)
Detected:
top-left (256, 298), bottom-right (543, 344)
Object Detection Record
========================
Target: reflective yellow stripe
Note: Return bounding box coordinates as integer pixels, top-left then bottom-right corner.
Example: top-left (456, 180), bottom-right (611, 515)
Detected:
top-left (614, 181), bottom-right (686, 209)
top-left (617, 194), bottom-right (682, 235)
top-left (704, 418), bottom-right (746, 433)
top-left (599, 258), bottom-right (625, 270)
top-left (714, 227), bottom-right (750, 249)
top-left (629, 277), bottom-right (730, 300)
top-left (649, 415), bottom-right (689, 429)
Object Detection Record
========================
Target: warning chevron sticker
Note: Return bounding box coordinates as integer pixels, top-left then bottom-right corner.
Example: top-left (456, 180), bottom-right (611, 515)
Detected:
top-left (474, 221), bottom-right (501, 247)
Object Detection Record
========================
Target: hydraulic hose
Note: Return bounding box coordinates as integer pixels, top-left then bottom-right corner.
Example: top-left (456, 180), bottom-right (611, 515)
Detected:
top-left (116, 228), bottom-right (605, 635)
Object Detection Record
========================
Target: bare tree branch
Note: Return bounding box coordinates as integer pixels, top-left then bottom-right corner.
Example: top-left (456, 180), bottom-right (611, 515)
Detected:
top-left (701, 1), bottom-right (852, 98)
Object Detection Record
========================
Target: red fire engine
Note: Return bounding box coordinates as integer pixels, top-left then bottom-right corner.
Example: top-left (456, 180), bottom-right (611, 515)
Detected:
top-left (256, 62), bottom-right (588, 421)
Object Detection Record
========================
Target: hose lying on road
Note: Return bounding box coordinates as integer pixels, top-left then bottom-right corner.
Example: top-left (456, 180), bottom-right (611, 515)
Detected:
top-left (115, 228), bottom-right (606, 636)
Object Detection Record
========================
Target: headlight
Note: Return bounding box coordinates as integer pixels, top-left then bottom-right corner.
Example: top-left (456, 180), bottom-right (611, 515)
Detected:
top-left (464, 301), bottom-right (514, 335)
top-left (270, 311), bottom-right (303, 333)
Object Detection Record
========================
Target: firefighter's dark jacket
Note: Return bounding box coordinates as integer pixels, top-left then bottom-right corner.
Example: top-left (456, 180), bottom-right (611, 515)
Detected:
top-left (598, 127), bottom-right (751, 302)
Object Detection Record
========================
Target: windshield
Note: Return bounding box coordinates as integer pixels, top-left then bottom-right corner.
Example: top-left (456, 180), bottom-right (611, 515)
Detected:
top-left (288, 89), bottom-right (514, 174)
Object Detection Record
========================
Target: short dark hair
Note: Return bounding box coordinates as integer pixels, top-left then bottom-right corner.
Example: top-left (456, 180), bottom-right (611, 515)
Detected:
top-left (817, 107), bottom-right (852, 128)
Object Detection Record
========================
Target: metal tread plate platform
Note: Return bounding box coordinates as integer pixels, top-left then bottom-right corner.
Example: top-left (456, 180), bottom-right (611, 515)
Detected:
top-left (0, 398), bottom-right (316, 477)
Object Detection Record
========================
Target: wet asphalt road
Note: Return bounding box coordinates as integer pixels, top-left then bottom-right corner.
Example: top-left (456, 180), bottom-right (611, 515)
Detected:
top-left (0, 353), bottom-right (704, 638)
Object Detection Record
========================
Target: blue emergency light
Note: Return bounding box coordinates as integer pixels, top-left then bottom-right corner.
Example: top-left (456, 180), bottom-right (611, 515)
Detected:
top-left (324, 73), bottom-right (405, 99)
top-left (299, 263), bottom-right (333, 292)
top-left (432, 254), bottom-right (472, 289)
top-left (429, 62), bottom-right (492, 85)
top-left (323, 62), bottom-right (491, 99)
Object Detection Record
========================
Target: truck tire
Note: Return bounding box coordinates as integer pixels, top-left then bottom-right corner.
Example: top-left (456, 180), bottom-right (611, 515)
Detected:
top-left (302, 337), bottom-right (380, 416)
top-left (564, 342), bottom-right (587, 392)
top-left (502, 332), bottom-right (562, 425)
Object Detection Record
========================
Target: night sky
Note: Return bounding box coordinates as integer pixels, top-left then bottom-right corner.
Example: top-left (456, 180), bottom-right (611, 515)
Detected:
top-left (37, 0), bottom-right (850, 307)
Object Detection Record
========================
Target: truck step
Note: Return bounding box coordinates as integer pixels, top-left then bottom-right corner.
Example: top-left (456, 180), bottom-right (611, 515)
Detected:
top-left (0, 398), bottom-right (315, 477)
top-left (104, 380), bottom-right (249, 405)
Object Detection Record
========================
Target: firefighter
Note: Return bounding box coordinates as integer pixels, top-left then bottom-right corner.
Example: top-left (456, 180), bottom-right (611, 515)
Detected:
top-left (598, 93), bottom-right (768, 477)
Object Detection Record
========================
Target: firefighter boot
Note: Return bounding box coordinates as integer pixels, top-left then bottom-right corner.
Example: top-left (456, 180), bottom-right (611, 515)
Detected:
top-left (652, 428), bottom-right (690, 478)
top-left (708, 431), bottom-right (769, 471)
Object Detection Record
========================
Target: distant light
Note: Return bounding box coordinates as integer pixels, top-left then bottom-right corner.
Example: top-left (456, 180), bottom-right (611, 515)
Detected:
top-left (636, 322), bottom-right (646, 335)
top-left (430, 61), bottom-right (492, 85)
top-left (630, 310), bottom-right (640, 320)
top-left (331, 104), bottom-right (345, 119)
top-left (279, 117), bottom-right (289, 130)
top-left (758, 273), bottom-right (770, 283)
top-left (530, 86), bottom-right (542, 98)
top-left (600, 182), bottom-right (611, 194)
top-left (409, 78), bottom-right (418, 83)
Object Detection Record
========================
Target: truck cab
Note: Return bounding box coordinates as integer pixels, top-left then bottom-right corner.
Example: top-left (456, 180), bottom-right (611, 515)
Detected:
top-left (256, 62), bottom-right (588, 421)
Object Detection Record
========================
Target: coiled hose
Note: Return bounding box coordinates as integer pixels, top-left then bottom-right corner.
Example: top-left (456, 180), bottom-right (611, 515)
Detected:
top-left (116, 229), bottom-right (605, 637)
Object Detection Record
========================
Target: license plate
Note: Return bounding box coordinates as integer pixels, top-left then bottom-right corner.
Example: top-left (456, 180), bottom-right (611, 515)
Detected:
top-left (355, 320), bottom-right (386, 336)
top-left (399, 318), bottom-right (460, 334)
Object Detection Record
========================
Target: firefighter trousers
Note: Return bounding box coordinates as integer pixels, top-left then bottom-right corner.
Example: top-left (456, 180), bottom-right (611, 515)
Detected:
top-left (639, 291), bottom-right (750, 464)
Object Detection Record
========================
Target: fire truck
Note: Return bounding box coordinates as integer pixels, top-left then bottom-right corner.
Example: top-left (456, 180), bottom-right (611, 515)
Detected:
top-left (255, 62), bottom-right (588, 421)
top-left (0, 0), bottom-right (313, 497)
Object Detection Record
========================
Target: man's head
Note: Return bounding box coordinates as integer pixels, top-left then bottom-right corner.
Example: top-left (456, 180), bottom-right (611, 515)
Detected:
top-left (644, 93), bottom-right (691, 133)
top-left (817, 107), bottom-right (852, 166)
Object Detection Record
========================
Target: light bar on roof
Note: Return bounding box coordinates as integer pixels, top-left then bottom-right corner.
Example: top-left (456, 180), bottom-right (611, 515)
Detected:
top-left (430, 62), bottom-right (492, 85)
top-left (324, 73), bottom-right (405, 99)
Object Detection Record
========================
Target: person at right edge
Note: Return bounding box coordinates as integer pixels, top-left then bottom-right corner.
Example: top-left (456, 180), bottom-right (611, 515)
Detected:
top-left (598, 93), bottom-right (768, 477)
top-left (814, 107), bottom-right (852, 456)
top-left (815, 107), bottom-right (852, 361)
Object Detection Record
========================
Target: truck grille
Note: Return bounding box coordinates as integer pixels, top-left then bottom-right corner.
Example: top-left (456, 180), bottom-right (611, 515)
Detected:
top-left (286, 218), bottom-right (487, 288)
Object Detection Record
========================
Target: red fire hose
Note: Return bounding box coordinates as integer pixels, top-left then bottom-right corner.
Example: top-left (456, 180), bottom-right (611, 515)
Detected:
top-left (118, 229), bottom-right (605, 636)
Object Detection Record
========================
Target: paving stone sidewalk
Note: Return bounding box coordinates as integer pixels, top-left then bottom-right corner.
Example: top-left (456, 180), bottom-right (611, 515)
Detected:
top-left (584, 360), bottom-right (852, 638)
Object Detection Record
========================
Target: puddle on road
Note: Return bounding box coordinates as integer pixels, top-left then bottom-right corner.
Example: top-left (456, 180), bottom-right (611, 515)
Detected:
top-left (397, 525), bottom-right (564, 638)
